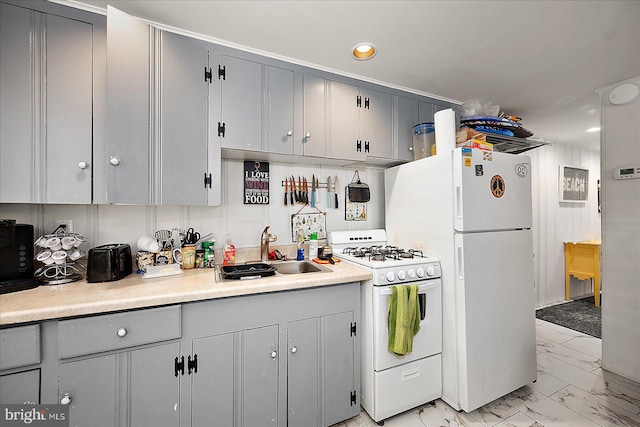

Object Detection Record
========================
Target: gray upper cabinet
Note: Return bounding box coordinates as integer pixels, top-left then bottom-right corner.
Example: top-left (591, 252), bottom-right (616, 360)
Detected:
top-left (302, 74), bottom-right (329, 158)
top-left (266, 66), bottom-right (295, 155)
top-left (328, 81), bottom-right (394, 162)
top-left (0, 2), bottom-right (93, 204)
top-left (397, 95), bottom-right (417, 162)
top-left (159, 30), bottom-right (210, 205)
top-left (106, 8), bottom-right (220, 206)
top-left (219, 55), bottom-right (263, 152)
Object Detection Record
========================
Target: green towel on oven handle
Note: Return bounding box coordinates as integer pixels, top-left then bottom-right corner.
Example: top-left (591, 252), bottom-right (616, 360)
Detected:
top-left (387, 284), bottom-right (421, 355)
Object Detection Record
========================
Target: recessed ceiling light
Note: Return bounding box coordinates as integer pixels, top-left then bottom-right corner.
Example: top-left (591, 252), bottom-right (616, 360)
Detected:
top-left (586, 127), bottom-right (601, 133)
top-left (352, 43), bottom-right (376, 60)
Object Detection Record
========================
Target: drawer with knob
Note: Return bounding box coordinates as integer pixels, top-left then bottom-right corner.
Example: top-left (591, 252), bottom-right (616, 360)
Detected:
top-left (58, 305), bottom-right (181, 359)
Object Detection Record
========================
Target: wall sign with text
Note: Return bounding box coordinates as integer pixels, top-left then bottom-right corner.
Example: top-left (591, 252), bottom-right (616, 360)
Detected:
top-left (559, 165), bottom-right (589, 203)
top-left (244, 161), bottom-right (269, 205)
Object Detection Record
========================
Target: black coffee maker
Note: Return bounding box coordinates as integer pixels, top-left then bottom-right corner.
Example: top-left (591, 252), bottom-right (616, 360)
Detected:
top-left (0, 219), bottom-right (38, 294)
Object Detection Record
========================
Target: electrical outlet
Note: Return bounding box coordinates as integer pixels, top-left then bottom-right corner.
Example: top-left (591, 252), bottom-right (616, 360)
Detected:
top-left (54, 220), bottom-right (73, 233)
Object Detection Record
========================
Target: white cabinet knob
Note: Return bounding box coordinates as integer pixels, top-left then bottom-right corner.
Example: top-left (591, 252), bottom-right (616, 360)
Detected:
top-left (291, 346), bottom-right (297, 354)
top-left (117, 328), bottom-right (127, 337)
top-left (408, 147), bottom-right (414, 151)
top-left (60, 393), bottom-right (72, 405)
top-left (78, 161), bottom-right (88, 169)
top-left (287, 130), bottom-right (293, 136)
top-left (304, 132), bottom-right (311, 139)
top-left (270, 351), bottom-right (277, 359)
top-left (109, 156), bottom-right (121, 166)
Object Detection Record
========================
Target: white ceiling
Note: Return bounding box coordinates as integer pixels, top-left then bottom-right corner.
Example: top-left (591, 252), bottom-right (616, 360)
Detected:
top-left (67, 0), bottom-right (640, 150)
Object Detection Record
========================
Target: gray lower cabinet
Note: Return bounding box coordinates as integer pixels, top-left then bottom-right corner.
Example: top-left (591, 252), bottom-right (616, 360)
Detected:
top-left (0, 324), bottom-right (41, 404)
top-left (0, 2), bottom-right (93, 204)
top-left (58, 342), bottom-right (180, 427)
top-left (183, 282), bottom-right (360, 427)
top-left (0, 370), bottom-right (40, 404)
top-left (190, 325), bottom-right (279, 427)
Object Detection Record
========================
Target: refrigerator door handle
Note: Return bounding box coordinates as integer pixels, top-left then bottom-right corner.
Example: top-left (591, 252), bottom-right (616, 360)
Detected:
top-left (455, 186), bottom-right (462, 220)
top-left (457, 245), bottom-right (464, 280)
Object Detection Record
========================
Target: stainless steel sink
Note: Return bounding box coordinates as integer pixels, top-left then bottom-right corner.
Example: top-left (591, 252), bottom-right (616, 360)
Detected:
top-left (272, 261), bottom-right (330, 275)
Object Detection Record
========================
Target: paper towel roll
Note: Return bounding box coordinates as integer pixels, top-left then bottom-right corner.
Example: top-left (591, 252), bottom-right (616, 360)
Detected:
top-left (434, 108), bottom-right (456, 154)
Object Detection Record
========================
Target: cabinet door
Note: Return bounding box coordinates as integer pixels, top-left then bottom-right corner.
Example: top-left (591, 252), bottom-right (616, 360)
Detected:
top-left (396, 95), bottom-right (416, 161)
top-left (418, 101), bottom-right (435, 123)
top-left (159, 31), bottom-right (209, 205)
top-left (0, 369), bottom-right (40, 404)
top-left (45, 14), bottom-right (92, 203)
top-left (329, 81), bottom-right (362, 161)
top-left (302, 74), bottom-right (328, 157)
top-left (323, 312), bottom-right (357, 426)
top-left (287, 318), bottom-right (320, 427)
top-left (220, 55), bottom-right (262, 151)
top-left (106, 7), bottom-right (151, 204)
top-left (0, 3), bottom-right (34, 203)
top-left (241, 325), bottom-right (278, 427)
top-left (59, 354), bottom-right (118, 427)
top-left (191, 333), bottom-right (235, 427)
top-left (361, 88), bottom-right (394, 159)
top-left (129, 342), bottom-right (181, 427)
top-left (266, 66), bottom-right (294, 154)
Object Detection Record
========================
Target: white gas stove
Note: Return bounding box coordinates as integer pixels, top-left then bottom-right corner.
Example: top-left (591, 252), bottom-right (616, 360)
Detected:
top-left (330, 229), bottom-right (443, 423)
top-left (330, 229), bottom-right (441, 285)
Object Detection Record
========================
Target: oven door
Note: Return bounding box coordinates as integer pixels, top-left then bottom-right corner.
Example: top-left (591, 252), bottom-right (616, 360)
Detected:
top-left (373, 279), bottom-right (442, 371)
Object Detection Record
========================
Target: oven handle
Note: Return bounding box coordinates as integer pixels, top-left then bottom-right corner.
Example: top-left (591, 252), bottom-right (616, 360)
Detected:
top-left (380, 283), bottom-right (435, 321)
top-left (379, 283), bottom-right (436, 295)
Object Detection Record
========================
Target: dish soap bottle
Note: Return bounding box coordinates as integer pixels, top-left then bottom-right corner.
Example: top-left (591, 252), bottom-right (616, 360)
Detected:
top-left (223, 236), bottom-right (236, 266)
top-left (296, 229), bottom-right (305, 261)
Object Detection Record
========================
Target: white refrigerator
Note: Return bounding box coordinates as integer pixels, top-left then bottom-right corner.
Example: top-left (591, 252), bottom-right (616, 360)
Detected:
top-left (384, 110), bottom-right (537, 412)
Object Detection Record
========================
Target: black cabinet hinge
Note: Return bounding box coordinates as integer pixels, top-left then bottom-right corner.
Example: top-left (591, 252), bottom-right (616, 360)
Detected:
top-left (356, 95), bottom-right (362, 108)
top-left (218, 122), bottom-right (226, 137)
top-left (218, 65), bottom-right (226, 80)
top-left (188, 354), bottom-right (198, 374)
top-left (350, 322), bottom-right (357, 336)
top-left (364, 97), bottom-right (370, 109)
top-left (356, 140), bottom-right (362, 152)
top-left (204, 67), bottom-right (212, 83)
top-left (174, 356), bottom-right (185, 377)
top-left (350, 390), bottom-right (357, 406)
top-left (204, 173), bottom-right (212, 189)
top-left (364, 141), bottom-right (370, 153)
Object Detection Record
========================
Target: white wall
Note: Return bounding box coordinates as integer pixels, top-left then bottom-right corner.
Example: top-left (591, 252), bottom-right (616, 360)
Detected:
top-left (599, 76), bottom-right (640, 383)
top-left (529, 143), bottom-right (601, 307)
top-left (0, 159), bottom-right (385, 253)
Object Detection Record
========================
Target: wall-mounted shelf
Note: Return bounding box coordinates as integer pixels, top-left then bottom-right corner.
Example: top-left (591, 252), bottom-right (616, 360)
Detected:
top-left (482, 133), bottom-right (551, 154)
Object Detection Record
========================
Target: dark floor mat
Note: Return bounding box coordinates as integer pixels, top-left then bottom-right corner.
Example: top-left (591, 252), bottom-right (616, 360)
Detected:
top-left (535, 296), bottom-right (601, 338)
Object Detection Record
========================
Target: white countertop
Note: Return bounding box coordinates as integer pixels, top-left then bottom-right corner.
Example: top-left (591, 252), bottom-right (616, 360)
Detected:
top-left (0, 262), bottom-right (371, 325)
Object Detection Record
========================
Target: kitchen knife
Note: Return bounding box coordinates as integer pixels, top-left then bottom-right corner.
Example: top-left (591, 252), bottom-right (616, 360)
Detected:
top-left (334, 175), bottom-right (339, 209)
top-left (284, 178), bottom-right (288, 206)
top-left (298, 176), bottom-right (303, 204)
top-left (302, 177), bottom-right (308, 204)
top-left (310, 175), bottom-right (316, 208)
top-left (327, 176), bottom-right (332, 207)
top-left (291, 175), bottom-right (297, 204)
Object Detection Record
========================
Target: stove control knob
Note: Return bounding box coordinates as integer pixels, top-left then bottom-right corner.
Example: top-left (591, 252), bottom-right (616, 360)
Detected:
top-left (386, 271), bottom-right (395, 282)
top-left (416, 267), bottom-right (425, 278)
top-left (408, 269), bottom-right (416, 279)
top-left (397, 270), bottom-right (406, 281)
top-left (426, 265), bottom-right (436, 277)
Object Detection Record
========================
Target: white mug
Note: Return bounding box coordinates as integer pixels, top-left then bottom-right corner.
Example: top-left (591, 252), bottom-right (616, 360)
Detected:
top-left (137, 235), bottom-right (160, 253)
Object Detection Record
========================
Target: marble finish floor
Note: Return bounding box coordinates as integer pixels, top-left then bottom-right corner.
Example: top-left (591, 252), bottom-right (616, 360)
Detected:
top-left (334, 319), bottom-right (640, 427)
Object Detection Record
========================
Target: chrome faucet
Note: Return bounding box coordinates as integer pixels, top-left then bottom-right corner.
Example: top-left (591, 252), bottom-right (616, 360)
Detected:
top-left (260, 226), bottom-right (278, 262)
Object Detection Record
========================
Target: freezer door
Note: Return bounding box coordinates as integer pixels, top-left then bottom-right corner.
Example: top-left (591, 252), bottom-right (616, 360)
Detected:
top-left (454, 229), bottom-right (537, 412)
top-left (453, 148), bottom-right (532, 232)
